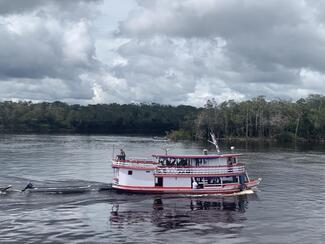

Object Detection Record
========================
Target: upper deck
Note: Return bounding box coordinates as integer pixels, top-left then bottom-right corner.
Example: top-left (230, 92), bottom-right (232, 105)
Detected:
top-left (152, 153), bottom-right (242, 159)
top-left (112, 153), bottom-right (243, 172)
top-left (112, 158), bottom-right (158, 170)
top-left (152, 153), bottom-right (241, 167)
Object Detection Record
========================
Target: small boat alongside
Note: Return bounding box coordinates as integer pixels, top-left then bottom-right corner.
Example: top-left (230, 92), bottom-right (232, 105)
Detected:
top-left (0, 185), bottom-right (12, 193)
top-left (21, 183), bottom-right (92, 194)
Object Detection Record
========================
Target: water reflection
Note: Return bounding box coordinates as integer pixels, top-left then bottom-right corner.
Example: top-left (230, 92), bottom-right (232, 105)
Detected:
top-left (189, 195), bottom-right (248, 212)
top-left (110, 195), bottom-right (251, 235)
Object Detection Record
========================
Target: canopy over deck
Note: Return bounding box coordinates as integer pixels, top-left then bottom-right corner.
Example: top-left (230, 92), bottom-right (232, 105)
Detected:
top-left (152, 153), bottom-right (242, 159)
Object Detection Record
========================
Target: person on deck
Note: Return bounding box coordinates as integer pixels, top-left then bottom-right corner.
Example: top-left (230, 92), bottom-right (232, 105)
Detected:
top-left (192, 180), bottom-right (198, 189)
top-left (120, 149), bottom-right (126, 160)
top-left (117, 149), bottom-right (126, 160)
top-left (227, 157), bottom-right (233, 172)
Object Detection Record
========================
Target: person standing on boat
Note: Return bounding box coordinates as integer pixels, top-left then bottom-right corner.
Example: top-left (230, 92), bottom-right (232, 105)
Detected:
top-left (227, 157), bottom-right (234, 172)
top-left (192, 179), bottom-right (198, 189)
top-left (120, 149), bottom-right (126, 160)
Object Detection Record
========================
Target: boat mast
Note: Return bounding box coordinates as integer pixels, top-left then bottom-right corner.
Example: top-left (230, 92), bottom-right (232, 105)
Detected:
top-left (208, 132), bottom-right (220, 154)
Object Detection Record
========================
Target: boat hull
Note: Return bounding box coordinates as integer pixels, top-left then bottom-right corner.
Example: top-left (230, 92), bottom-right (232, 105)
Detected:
top-left (112, 178), bottom-right (261, 195)
top-left (24, 186), bottom-right (92, 194)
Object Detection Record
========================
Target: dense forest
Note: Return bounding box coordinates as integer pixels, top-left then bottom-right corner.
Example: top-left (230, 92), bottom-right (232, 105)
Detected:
top-left (0, 101), bottom-right (199, 134)
top-left (1, 94), bottom-right (325, 142)
top-left (192, 94), bottom-right (325, 142)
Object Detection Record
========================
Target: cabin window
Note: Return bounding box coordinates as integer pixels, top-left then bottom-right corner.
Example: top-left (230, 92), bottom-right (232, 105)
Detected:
top-left (128, 170), bottom-right (133, 175)
top-left (195, 177), bottom-right (221, 186)
top-left (178, 158), bottom-right (187, 166)
top-left (221, 176), bottom-right (238, 184)
top-left (227, 157), bottom-right (237, 164)
top-left (146, 171), bottom-right (150, 173)
top-left (206, 177), bottom-right (221, 185)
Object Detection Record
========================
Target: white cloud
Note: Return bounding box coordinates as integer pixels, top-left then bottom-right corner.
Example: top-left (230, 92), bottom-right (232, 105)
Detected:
top-left (2, 0), bottom-right (325, 106)
top-left (63, 20), bottom-right (95, 66)
top-left (0, 0), bottom-right (99, 103)
top-left (113, 0), bottom-right (325, 105)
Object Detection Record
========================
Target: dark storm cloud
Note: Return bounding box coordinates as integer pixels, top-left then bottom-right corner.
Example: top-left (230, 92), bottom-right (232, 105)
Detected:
top-left (0, 0), bottom-right (101, 15)
top-left (0, 18), bottom-right (97, 80)
top-left (119, 0), bottom-right (302, 38)
top-left (0, 0), bottom-right (101, 102)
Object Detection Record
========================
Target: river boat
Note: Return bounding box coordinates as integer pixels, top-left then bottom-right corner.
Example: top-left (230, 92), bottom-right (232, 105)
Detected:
top-left (111, 149), bottom-right (262, 194)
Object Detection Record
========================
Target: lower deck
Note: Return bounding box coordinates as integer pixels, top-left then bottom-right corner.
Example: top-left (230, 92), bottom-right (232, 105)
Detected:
top-left (112, 167), bottom-right (261, 194)
top-left (112, 178), bottom-right (260, 194)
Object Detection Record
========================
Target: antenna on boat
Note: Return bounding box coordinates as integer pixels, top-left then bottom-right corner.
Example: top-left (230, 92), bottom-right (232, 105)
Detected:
top-left (208, 132), bottom-right (220, 154)
top-left (162, 147), bottom-right (169, 155)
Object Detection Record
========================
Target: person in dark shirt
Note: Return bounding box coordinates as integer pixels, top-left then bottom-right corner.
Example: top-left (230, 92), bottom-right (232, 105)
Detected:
top-left (119, 149), bottom-right (126, 160)
top-left (116, 149), bottom-right (126, 160)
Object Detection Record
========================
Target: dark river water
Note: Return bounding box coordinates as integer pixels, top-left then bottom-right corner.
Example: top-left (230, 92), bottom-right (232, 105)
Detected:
top-left (0, 135), bottom-right (324, 244)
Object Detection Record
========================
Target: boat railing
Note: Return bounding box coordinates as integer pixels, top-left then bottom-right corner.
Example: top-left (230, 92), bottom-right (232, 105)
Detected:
top-left (128, 157), bottom-right (159, 163)
top-left (112, 159), bottom-right (158, 168)
top-left (154, 165), bottom-right (245, 175)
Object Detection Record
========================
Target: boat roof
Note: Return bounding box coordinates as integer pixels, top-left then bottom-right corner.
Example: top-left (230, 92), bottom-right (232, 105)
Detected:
top-left (152, 153), bottom-right (242, 159)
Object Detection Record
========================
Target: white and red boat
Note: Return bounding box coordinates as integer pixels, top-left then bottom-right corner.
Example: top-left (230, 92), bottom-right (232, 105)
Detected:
top-left (112, 148), bottom-right (261, 195)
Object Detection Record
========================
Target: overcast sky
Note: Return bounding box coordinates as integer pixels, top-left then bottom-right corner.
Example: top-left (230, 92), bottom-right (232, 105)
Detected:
top-left (1, 0), bottom-right (325, 106)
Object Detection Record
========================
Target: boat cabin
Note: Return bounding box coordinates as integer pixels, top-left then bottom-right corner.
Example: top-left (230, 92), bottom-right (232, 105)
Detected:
top-left (152, 154), bottom-right (241, 167)
top-left (111, 151), bottom-right (261, 194)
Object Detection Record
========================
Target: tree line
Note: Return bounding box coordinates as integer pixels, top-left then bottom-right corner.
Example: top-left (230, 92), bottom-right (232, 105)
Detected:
top-left (0, 101), bottom-right (198, 134)
top-left (1, 94), bottom-right (325, 142)
top-left (193, 94), bottom-right (325, 142)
